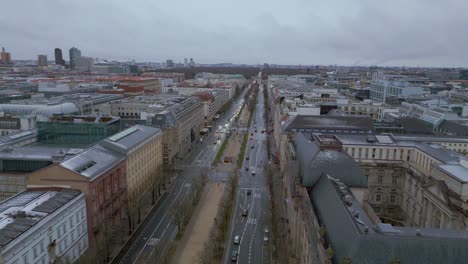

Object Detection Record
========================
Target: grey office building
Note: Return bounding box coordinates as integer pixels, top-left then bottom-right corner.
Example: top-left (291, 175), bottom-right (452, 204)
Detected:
top-left (69, 47), bottom-right (81, 69)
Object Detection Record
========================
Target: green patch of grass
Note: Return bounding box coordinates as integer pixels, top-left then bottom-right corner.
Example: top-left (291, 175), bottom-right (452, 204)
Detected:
top-left (237, 133), bottom-right (249, 168)
top-left (212, 136), bottom-right (229, 166)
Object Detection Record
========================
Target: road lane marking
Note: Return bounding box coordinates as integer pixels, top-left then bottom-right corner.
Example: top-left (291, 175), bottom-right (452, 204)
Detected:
top-left (119, 178), bottom-right (181, 263)
top-left (131, 182), bottom-right (189, 264)
top-left (144, 189), bottom-right (191, 263)
top-left (238, 189), bottom-right (255, 259)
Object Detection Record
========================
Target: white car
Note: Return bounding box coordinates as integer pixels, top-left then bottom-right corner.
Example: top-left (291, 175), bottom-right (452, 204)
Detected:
top-left (234, 235), bottom-right (240, 244)
top-left (252, 170), bottom-right (256, 175)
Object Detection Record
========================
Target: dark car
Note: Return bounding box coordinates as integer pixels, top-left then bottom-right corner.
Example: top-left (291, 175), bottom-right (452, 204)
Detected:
top-left (247, 190), bottom-right (252, 195)
top-left (251, 145), bottom-right (254, 149)
top-left (255, 130), bottom-right (257, 132)
top-left (242, 209), bottom-right (248, 217)
top-left (245, 167), bottom-right (249, 171)
top-left (246, 156), bottom-right (249, 160)
top-left (231, 251), bottom-right (238, 261)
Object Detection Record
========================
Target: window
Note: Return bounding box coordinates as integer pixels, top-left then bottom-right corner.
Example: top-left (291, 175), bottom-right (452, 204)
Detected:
top-left (378, 176), bottom-right (383, 184)
top-left (391, 188), bottom-right (397, 193)
top-left (392, 176), bottom-right (398, 185)
top-left (390, 195), bottom-right (396, 203)
top-left (376, 194), bottom-right (382, 202)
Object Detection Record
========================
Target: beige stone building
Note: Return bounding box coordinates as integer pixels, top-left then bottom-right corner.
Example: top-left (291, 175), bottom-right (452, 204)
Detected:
top-left (101, 125), bottom-right (163, 201)
top-left (339, 134), bottom-right (468, 230)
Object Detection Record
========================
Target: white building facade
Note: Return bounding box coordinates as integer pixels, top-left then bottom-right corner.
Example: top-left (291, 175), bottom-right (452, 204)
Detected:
top-left (0, 189), bottom-right (88, 264)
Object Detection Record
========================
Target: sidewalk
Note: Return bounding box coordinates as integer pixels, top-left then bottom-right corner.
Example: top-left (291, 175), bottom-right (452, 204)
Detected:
top-left (170, 182), bottom-right (225, 264)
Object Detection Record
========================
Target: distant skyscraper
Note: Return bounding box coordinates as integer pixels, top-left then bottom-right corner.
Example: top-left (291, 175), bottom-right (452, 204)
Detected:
top-left (189, 58), bottom-right (195, 67)
top-left (184, 58), bottom-right (188, 67)
top-left (0, 47), bottom-right (12, 65)
top-left (69, 47), bottom-right (81, 69)
top-left (166, 59), bottom-right (174, 68)
top-left (54, 48), bottom-right (65, 66)
top-left (37, 55), bottom-right (48, 66)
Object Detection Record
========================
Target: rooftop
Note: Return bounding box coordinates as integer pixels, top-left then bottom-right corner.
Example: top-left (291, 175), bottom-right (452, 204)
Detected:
top-left (294, 133), bottom-right (367, 188)
top-left (0, 129), bottom-right (37, 146)
top-left (47, 115), bottom-right (120, 124)
top-left (60, 144), bottom-right (125, 180)
top-left (0, 189), bottom-right (82, 248)
top-left (101, 125), bottom-right (161, 155)
top-left (283, 115), bottom-right (374, 132)
top-left (0, 146), bottom-right (82, 162)
top-left (95, 76), bottom-right (158, 82)
top-left (310, 170), bottom-right (468, 264)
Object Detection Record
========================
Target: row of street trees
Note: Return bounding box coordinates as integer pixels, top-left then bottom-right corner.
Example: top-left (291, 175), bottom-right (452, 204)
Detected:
top-left (198, 172), bottom-right (239, 264)
top-left (147, 168), bottom-right (208, 263)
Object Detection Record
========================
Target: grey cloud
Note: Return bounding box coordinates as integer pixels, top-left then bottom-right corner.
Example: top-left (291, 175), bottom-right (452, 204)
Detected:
top-left (1, 0), bottom-right (467, 66)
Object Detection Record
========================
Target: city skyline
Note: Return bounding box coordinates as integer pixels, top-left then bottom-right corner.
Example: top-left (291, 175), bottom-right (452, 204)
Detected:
top-left (1, 0), bottom-right (468, 67)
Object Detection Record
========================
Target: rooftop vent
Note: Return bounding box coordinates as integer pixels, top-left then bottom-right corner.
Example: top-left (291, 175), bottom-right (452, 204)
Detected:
top-left (366, 136), bottom-right (376, 143)
top-left (344, 195), bottom-right (353, 206)
top-left (354, 211), bottom-right (360, 218)
top-left (16, 211), bottom-right (26, 218)
top-left (339, 186), bottom-right (347, 195)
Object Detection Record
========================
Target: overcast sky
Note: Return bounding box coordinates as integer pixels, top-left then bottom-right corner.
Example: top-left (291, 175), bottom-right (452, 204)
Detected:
top-left (2, 0), bottom-right (467, 67)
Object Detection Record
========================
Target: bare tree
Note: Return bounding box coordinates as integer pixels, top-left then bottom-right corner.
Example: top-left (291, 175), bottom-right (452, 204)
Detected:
top-left (124, 199), bottom-right (135, 234)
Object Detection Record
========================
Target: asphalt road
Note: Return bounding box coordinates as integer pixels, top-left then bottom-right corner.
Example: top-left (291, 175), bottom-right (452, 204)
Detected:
top-left (113, 84), bottom-right (250, 264)
top-left (224, 73), bottom-right (271, 264)
top-left (191, 88), bottom-right (249, 168)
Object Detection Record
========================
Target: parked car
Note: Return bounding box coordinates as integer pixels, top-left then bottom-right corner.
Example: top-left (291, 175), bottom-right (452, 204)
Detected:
top-left (263, 236), bottom-right (269, 243)
top-left (252, 170), bottom-right (256, 175)
top-left (242, 209), bottom-right (248, 217)
top-left (234, 235), bottom-right (240, 244)
top-left (251, 145), bottom-right (254, 149)
top-left (231, 251), bottom-right (238, 261)
top-left (246, 156), bottom-right (249, 160)
top-left (247, 190), bottom-right (252, 196)
top-left (245, 167), bottom-right (249, 171)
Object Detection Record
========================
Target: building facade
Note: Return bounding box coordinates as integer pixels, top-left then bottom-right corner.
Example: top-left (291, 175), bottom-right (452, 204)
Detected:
top-left (0, 48), bottom-right (12, 65)
top-left (100, 125), bottom-right (163, 201)
top-left (75, 57), bottom-right (94, 72)
top-left (0, 189), bottom-right (88, 264)
top-left (36, 116), bottom-right (120, 147)
top-left (26, 144), bottom-right (127, 247)
top-left (37, 55), bottom-right (48, 67)
top-left (370, 72), bottom-right (424, 103)
top-left (69, 47), bottom-right (81, 69)
top-left (0, 116), bottom-right (36, 137)
top-left (54, 48), bottom-right (65, 66)
top-left (339, 134), bottom-right (468, 230)
top-left (0, 147), bottom-right (78, 201)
